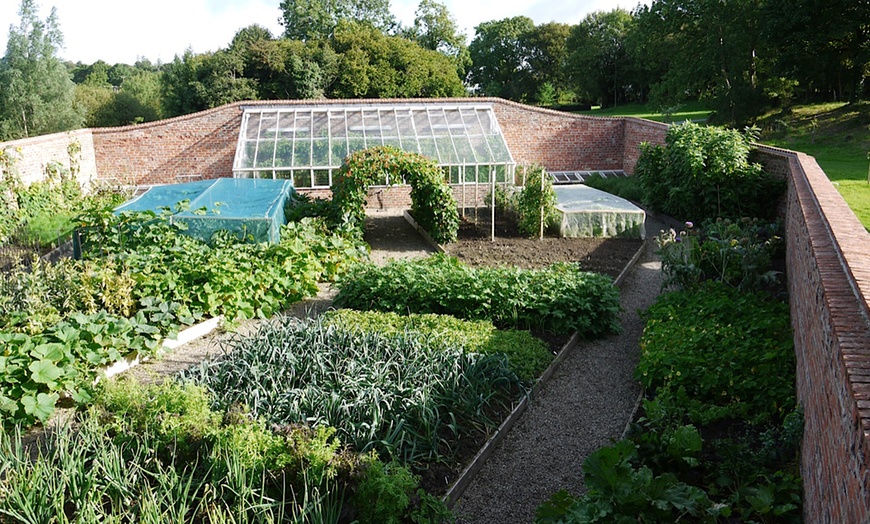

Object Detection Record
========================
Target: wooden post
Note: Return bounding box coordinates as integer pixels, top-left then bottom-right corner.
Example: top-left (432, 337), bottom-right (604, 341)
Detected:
top-left (540, 167), bottom-right (545, 240)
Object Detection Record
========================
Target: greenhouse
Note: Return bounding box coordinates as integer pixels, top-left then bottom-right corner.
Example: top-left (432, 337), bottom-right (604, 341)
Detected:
top-left (232, 103), bottom-right (516, 188)
top-left (114, 178), bottom-right (294, 243)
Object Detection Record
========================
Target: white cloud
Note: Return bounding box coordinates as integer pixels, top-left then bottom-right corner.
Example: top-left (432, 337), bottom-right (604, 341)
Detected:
top-left (0, 0), bottom-right (647, 65)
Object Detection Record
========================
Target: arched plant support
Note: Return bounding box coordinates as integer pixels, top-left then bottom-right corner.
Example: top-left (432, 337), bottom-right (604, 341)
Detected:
top-left (330, 146), bottom-right (459, 244)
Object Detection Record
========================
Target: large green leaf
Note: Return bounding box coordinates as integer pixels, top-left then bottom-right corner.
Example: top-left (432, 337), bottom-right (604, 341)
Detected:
top-left (29, 359), bottom-right (64, 385)
top-left (21, 392), bottom-right (58, 422)
top-left (30, 343), bottom-right (65, 362)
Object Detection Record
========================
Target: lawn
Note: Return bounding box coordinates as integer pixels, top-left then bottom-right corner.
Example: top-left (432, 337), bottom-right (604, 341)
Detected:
top-left (579, 100), bottom-right (870, 229)
top-left (575, 100), bottom-right (713, 123)
top-left (759, 102), bottom-right (870, 228)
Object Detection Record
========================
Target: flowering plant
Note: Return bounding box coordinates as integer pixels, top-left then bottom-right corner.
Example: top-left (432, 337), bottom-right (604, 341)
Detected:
top-left (656, 217), bottom-right (782, 292)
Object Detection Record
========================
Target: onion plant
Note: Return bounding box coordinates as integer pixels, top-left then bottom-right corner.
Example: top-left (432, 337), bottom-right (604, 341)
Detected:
top-left (180, 316), bottom-right (523, 465)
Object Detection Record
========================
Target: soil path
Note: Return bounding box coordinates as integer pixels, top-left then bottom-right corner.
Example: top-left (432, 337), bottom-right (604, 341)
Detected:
top-left (451, 219), bottom-right (664, 523)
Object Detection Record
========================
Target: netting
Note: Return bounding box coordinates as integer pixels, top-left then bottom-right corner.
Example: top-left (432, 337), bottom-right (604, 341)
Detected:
top-left (554, 185), bottom-right (646, 239)
top-left (115, 178), bottom-right (295, 243)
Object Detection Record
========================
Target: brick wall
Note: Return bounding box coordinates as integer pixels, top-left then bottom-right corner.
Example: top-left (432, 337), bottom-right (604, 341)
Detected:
top-left (757, 145), bottom-right (870, 523)
top-left (1, 129), bottom-right (97, 188)
top-left (622, 118), bottom-right (668, 174)
top-left (91, 104), bottom-right (243, 186)
top-left (6, 99), bottom-right (870, 521)
top-left (492, 99), bottom-right (625, 172)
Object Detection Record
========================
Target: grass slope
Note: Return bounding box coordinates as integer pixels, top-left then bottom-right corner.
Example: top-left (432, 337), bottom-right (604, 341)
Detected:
top-left (575, 100), bottom-right (713, 123)
top-left (759, 102), bottom-right (870, 228)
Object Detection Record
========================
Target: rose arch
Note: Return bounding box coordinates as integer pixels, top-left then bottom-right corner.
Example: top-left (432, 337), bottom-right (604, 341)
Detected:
top-left (330, 146), bottom-right (459, 244)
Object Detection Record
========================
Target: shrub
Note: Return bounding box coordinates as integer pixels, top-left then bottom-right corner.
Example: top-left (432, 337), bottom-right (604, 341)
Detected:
top-left (517, 165), bottom-right (559, 237)
top-left (322, 309), bottom-right (554, 382)
top-left (635, 122), bottom-right (784, 222)
top-left (656, 217), bottom-right (783, 292)
top-left (635, 282), bottom-right (794, 424)
top-left (78, 208), bottom-right (368, 322)
top-left (583, 173), bottom-right (644, 203)
top-left (335, 254), bottom-right (621, 336)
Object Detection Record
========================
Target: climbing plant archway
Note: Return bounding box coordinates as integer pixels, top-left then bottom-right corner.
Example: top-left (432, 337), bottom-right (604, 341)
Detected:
top-left (330, 146), bottom-right (459, 244)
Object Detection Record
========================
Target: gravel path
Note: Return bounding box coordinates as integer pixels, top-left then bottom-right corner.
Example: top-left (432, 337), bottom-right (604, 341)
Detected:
top-left (452, 219), bottom-right (664, 524)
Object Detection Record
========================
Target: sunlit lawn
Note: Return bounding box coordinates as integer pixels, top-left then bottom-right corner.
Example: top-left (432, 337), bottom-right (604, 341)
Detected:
top-left (576, 100), bottom-right (713, 123)
top-left (762, 102), bottom-right (870, 229)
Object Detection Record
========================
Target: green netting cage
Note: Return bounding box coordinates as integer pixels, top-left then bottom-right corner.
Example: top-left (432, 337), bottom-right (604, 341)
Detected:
top-left (114, 178), bottom-right (295, 244)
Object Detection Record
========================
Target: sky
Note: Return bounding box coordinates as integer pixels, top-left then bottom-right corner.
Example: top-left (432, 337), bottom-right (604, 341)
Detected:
top-left (0, 0), bottom-right (646, 66)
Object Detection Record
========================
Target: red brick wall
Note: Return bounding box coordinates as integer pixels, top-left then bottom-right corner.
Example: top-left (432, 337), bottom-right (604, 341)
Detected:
top-left (91, 104), bottom-right (243, 186)
top-left (492, 100), bottom-right (625, 172)
top-left (757, 145), bottom-right (870, 523)
top-left (622, 118), bottom-right (668, 174)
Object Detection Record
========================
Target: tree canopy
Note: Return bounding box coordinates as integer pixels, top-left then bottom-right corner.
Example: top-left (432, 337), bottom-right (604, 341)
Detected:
top-left (2, 0), bottom-right (868, 134)
top-left (0, 0), bottom-right (83, 140)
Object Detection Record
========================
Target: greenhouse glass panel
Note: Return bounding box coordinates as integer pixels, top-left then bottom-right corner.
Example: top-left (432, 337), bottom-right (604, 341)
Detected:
top-left (233, 104), bottom-right (514, 186)
top-left (312, 138), bottom-right (330, 166)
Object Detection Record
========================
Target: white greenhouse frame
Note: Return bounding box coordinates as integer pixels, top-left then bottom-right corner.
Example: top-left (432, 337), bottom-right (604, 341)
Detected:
top-left (232, 103), bottom-right (516, 189)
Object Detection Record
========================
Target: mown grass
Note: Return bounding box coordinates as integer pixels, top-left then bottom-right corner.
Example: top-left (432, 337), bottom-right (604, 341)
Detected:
top-left (576, 100), bottom-right (713, 123)
top-left (759, 102), bottom-right (870, 228)
top-left (580, 100), bottom-right (870, 228)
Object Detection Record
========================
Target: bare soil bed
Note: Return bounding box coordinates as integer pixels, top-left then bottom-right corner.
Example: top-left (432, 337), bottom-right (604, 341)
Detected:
top-left (444, 210), bottom-right (643, 278)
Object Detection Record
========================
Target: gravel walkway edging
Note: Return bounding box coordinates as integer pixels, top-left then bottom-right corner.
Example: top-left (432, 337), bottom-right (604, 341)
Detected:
top-left (451, 217), bottom-right (664, 524)
top-left (443, 239), bottom-right (648, 509)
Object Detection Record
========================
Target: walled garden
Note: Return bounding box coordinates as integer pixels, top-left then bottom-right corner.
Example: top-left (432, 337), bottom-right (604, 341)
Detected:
top-left (0, 127), bottom-right (803, 522)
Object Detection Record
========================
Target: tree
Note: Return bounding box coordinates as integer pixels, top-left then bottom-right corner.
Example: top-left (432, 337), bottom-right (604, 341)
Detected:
top-left (566, 9), bottom-right (634, 107)
top-left (0, 0), bottom-right (83, 139)
top-left (524, 22), bottom-right (571, 104)
top-left (467, 16), bottom-right (536, 100)
top-left (407, 0), bottom-right (470, 78)
top-left (160, 49), bottom-right (258, 117)
top-left (279, 0), bottom-right (395, 41)
top-left (329, 21), bottom-right (464, 98)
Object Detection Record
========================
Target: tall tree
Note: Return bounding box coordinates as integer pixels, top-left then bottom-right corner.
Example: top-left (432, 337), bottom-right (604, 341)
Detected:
top-left (524, 22), bottom-right (570, 104)
top-left (407, 0), bottom-right (470, 77)
top-left (329, 21), bottom-right (464, 98)
top-left (279, 0), bottom-right (395, 41)
top-left (566, 9), bottom-right (634, 108)
top-left (0, 0), bottom-right (83, 140)
top-left (467, 16), bottom-right (536, 100)
top-left (634, 0), bottom-right (768, 124)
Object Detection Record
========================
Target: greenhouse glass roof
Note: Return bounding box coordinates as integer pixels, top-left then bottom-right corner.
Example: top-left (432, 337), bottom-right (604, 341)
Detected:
top-left (232, 104), bottom-right (515, 188)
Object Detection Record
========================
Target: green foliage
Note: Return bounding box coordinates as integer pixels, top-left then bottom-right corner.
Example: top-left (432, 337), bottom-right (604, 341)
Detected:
top-left (537, 266), bottom-right (801, 524)
top-left (536, 440), bottom-right (723, 523)
top-left (656, 218), bottom-right (783, 292)
top-left (330, 22), bottom-right (465, 99)
top-left (0, 0), bottom-right (84, 140)
top-left (0, 257), bottom-right (137, 334)
top-left (322, 309), bottom-right (553, 382)
top-left (331, 146), bottom-right (459, 243)
top-left (78, 209), bottom-right (367, 322)
top-left (467, 16), bottom-right (537, 100)
top-left (335, 254), bottom-right (621, 336)
top-left (280, 0), bottom-right (395, 41)
top-left (517, 165), bottom-right (559, 237)
top-left (566, 9), bottom-right (636, 107)
top-left (636, 282), bottom-right (794, 424)
top-left (636, 122), bottom-right (785, 222)
top-left (180, 315), bottom-right (522, 465)
top-left (582, 173), bottom-right (644, 203)
top-left (0, 380), bottom-right (388, 522)
top-left (0, 311), bottom-right (163, 427)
